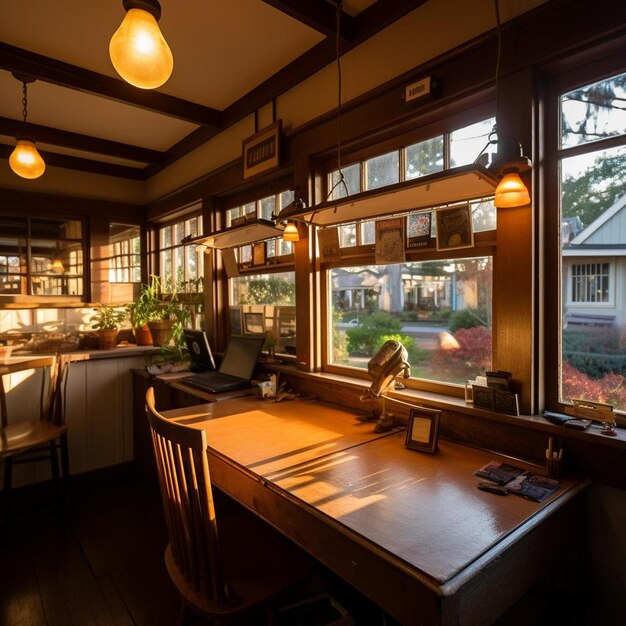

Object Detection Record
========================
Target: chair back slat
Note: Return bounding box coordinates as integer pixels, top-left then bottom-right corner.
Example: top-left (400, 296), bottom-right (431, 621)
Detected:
top-left (145, 387), bottom-right (225, 604)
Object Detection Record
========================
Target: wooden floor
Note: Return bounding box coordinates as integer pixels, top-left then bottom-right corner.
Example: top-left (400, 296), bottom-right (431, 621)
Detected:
top-left (0, 469), bottom-right (394, 626)
top-left (0, 468), bottom-right (586, 626)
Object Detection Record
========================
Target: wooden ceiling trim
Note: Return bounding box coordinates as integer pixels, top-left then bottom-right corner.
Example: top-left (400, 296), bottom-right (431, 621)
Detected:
top-left (352, 0), bottom-right (429, 45)
top-left (0, 42), bottom-right (223, 127)
top-left (260, 0), bottom-right (355, 43)
top-left (0, 116), bottom-right (162, 164)
top-left (0, 144), bottom-right (145, 180)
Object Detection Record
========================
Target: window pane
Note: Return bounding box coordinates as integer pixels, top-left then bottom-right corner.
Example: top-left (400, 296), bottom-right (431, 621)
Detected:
top-left (406, 136), bottom-right (444, 179)
top-left (161, 226), bottom-right (172, 248)
top-left (361, 220), bottom-right (375, 245)
top-left (174, 222), bottom-right (185, 245)
top-left (240, 245), bottom-right (252, 264)
top-left (278, 239), bottom-right (293, 256)
top-left (339, 223), bottom-right (357, 248)
top-left (259, 196), bottom-right (275, 221)
top-left (280, 190), bottom-right (295, 210)
top-left (560, 70), bottom-right (626, 149)
top-left (186, 217), bottom-right (198, 238)
top-left (450, 117), bottom-right (496, 167)
top-left (161, 249), bottom-right (172, 285)
top-left (243, 202), bottom-right (256, 216)
top-left (329, 258), bottom-right (493, 385)
top-left (267, 239), bottom-right (276, 258)
top-left (329, 163), bottom-right (361, 200)
top-left (560, 142), bottom-right (626, 411)
top-left (365, 151), bottom-right (399, 190)
top-left (229, 271), bottom-right (296, 355)
top-left (227, 206), bottom-right (241, 227)
top-left (471, 199), bottom-right (497, 232)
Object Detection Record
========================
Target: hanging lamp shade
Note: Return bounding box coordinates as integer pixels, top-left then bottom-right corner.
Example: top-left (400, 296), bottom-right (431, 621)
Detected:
top-left (9, 139), bottom-right (46, 179)
top-left (50, 258), bottom-right (65, 274)
top-left (494, 171), bottom-right (530, 208)
top-left (109, 1), bottom-right (173, 89)
top-left (282, 222), bottom-right (300, 242)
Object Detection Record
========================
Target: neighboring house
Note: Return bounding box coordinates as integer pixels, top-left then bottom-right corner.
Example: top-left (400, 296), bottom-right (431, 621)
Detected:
top-left (562, 194), bottom-right (626, 328)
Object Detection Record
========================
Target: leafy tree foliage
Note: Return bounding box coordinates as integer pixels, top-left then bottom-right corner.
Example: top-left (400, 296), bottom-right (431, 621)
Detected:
top-left (237, 277), bottom-right (295, 305)
top-left (560, 72), bottom-right (626, 227)
top-left (561, 152), bottom-right (626, 227)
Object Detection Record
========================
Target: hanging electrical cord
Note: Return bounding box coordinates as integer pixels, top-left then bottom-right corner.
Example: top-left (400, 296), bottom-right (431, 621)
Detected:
top-left (327, 1), bottom-right (349, 200)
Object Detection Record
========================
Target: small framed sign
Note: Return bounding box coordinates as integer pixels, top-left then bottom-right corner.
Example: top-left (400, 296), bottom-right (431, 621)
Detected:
top-left (405, 406), bottom-right (441, 454)
top-left (436, 204), bottom-right (474, 252)
top-left (252, 241), bottom-right (266, 266)
top-left (243, 121), bottom-right (281, 180)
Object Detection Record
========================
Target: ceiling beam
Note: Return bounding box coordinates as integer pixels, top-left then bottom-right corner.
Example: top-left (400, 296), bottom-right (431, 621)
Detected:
top-left (352, 0), bottom-right (429, 44)
top-left (0, 117), bottom-right (163, 165)
top-left (260, 0), bottom-right (355, 43)
top-left (0, 143), bottom-right (145, 180)
top-left (0, 42), bottom-right (222, 127)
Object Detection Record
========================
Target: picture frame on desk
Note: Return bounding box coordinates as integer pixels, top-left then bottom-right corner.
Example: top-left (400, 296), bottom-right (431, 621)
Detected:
top-left (405, 406), bottom-right (441, 454)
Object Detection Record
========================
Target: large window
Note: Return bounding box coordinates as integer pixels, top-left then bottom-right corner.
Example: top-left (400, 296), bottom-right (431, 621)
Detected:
top-left (229, 271), bottom-right (296, 355)
top-left (108, 223), bottom-right (141, 284)
top-left (324, 117), bottom-right (497, 390)
top-left (329, 117), bottom-right (496, 201)
top-left (0, 216), bottom-right (84, 297)
top-left (328, 257), bottom-right (492, 386)
top-left (557, 69), bottom-right (626, 412)
top-left (158, 213), bottom-right (203, 291)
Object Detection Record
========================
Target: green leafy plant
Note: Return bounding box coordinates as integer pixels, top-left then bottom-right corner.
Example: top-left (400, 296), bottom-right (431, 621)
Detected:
top-left (90, 304), bottom-right (126, 330)
top-left (448, 307), bottom-right (489, 333)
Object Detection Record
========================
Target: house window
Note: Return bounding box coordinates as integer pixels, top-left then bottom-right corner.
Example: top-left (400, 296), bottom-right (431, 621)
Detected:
top-left (229, 271), bottom-right (296, 356)
top-left (108, 224), bottom-right (141, 284)
top-left (323, 116), bottom-right (498, 392)
top-left (159, 213), bottom-right (203, 291)
top-left (227, 190), bottom-right (295, 267)
top-left (329, 117), bottom-right (496, 191)
top-left (556, 68), bottom-right (626, 412)
top-left (570, 262), bottom-right (610, 303)
top-left (328, 257), bottom-right (493, 387)
top-left (0, 216), bottom-right (84, 297)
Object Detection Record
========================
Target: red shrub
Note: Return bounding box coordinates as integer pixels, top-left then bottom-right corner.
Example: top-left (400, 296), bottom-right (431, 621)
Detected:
top-left (562, 361), bottom-right (626, 410)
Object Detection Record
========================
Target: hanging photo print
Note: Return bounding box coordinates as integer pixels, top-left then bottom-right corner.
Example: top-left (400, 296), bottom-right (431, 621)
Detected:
top-left (375, 217), bottom-right (406, 264)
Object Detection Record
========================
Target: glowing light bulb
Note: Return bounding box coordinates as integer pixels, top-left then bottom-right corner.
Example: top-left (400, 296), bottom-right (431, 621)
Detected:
top-left (9, 139), bottom-right (45, 179)
top-left (282, 222), bottom-right (300, 242)
top-left (109, 6), bottom-right (173, 89)
top-left (494, 171), bottom-right (530, 208)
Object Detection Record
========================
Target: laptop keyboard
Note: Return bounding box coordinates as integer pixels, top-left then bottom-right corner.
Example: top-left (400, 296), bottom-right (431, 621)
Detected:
top-left (183, 372), bottom-right (246, 393)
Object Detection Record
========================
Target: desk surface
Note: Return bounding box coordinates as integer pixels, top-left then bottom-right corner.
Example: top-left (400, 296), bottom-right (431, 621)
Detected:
top-left (162, 396), bottom-right (588, 625)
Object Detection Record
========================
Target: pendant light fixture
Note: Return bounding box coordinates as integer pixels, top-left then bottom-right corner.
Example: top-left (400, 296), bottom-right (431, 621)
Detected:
top-left (282, 222), bottom-right (300, 242)
top-left (109, 0), bottom-right (173, 89)
top-left (280, 1), bottom-right (345, 242)
top-left (9, 76), bottom-right (45, 180)
top-left (486, 0), bottom-right (531, 208)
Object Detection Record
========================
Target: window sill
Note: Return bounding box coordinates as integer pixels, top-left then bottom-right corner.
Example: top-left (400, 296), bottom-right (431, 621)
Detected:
top-left (265, 363), bottom-right (626, 452)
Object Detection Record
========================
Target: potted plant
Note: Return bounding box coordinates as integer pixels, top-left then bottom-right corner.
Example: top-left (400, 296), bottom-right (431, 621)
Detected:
top-left (127, 289), bottom-right (154, 346)
top-left (138, 276), bottom-right (177, 348)
top-left (90, 304), bottom-right (127, 350)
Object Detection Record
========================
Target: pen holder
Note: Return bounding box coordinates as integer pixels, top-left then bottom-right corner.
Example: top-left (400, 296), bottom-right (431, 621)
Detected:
top-left (545, 456), bottom-right (562, 479)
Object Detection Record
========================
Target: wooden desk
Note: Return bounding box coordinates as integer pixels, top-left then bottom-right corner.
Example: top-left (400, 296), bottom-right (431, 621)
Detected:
top-left (161, 397), bottom-right (589, 625)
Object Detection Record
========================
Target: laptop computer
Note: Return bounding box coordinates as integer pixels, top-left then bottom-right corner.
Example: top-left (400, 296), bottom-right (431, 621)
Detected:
top-left (182, 335), bottom-right (265, 393)
top-left (183, 329), bottom-right (216, 372)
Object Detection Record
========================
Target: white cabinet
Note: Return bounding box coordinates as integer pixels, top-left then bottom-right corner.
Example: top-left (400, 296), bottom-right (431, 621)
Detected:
top-left (4, 354), bottom-right (147, 486)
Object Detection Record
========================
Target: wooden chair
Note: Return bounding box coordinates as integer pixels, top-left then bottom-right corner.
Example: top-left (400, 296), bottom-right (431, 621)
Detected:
top-left (0, 355), bottom-right (71, 523)
top-left (145, 387), bottom-right (313, 625)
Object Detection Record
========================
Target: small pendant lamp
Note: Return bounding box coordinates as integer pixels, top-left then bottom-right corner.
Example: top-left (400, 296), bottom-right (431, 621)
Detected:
top-left (109, 0), bottom-right (173, 89)
top-left (9, 76), bottom-right (45, 180)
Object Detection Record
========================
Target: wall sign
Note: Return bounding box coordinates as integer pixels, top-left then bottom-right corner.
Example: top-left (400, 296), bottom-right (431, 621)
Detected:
top-left (405, 77), bottom-right (431, 103)
top-left (242, 121), bottom-right (281, 179)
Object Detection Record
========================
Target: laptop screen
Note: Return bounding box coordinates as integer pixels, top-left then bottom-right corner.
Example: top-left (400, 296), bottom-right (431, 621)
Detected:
top-left (220, 335), bottom-right (264, 379)
top-left (184, 329), bottom-right (216, 371)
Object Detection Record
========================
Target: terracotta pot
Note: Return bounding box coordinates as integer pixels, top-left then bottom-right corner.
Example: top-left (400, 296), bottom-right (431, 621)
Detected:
top-left (133, 325), bottom-right (153, 346)
top-left (147, 320), bottom-right (174, 347)
top-left (98, 329), bottom-right (118, 350)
